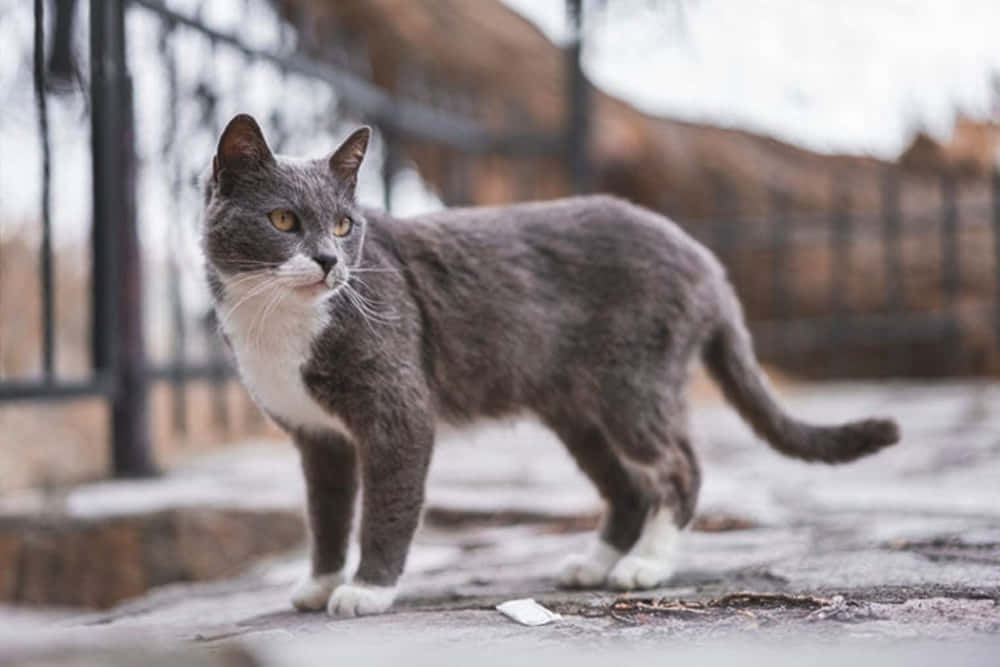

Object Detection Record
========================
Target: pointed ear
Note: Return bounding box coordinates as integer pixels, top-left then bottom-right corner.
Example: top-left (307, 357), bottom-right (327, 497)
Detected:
top-left (328, 126), bottom-right (370, 194)
top-left (213, 114), bottom-right (273, 189)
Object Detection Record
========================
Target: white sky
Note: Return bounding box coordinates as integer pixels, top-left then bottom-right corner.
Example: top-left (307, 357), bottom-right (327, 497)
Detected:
top-left (503, 0), bottom-right (1000, 157)
top-left (2, 0), bottom-right (999, 250)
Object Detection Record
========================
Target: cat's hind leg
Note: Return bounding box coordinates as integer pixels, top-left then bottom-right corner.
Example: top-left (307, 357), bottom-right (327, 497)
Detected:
top-left (605, 427), bottom-right (700, 590)
top-left (542, 415), bottom-right (655, 588)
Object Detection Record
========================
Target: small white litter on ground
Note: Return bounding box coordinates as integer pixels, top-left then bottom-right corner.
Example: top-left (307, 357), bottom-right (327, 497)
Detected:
top-left (495, 598), bottom-right (562, 626)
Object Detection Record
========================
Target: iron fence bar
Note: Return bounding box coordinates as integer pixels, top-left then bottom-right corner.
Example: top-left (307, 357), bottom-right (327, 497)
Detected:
top-left (49, 0), bottom-right (79, 84)
top-left (566, 0), bottom-right (590, 193)
top-left (827, 172), bottom-right (851, 374)
top-left (89, 1), bottom-right (117, 379)
top-left (0, 377), bottom-right (115, 402)
top-left (381, 129), bottom-right (396, 212)
top-left (769, 188), bottom-right (789, 319)
top-left (752, 311), bottom-right (959, 354)
top-left (881, 166), bottom-right (905, 312)
top-left (159, 20), bottom-right (188, 437)
top-left (203, 70), bottom-right (233, 434)
top-left (90, 0), bottom-right (155, 477)
top-left (829, 173), bottom-right (851, 316)
top-left (993, 169), bottom-right (1000, 364)
top-left (147, 362), bottom-right (234, 382)
top-left (939, 169), bottom-right (962, 372)
top-left (127, 0), bottom-right (562, 156)
top-left (940, 170), bottom-right (960, 309)
top-left (34, 0), bottom-right (55, 381)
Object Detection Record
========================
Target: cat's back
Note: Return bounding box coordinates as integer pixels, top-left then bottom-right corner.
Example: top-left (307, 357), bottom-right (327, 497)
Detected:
top-left (388, 195), bottom-right (721, 284)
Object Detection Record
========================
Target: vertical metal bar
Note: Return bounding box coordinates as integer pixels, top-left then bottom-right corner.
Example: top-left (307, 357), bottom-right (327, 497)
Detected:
top-left (34, 0), bottom-right (55, 381)
top-left (881, 166), bottom-right (904, 312)
top-left (992, 169), bottom-right (1000, 367)
top-left (565, 0), bottom-right (589, 193)
top-left (90, 0), bottom-right (113, 378)
top-left (711, 175), bottom-right (729, 262)
top-left (445, 152), bottom-right (470, 206)
top-left (712, 175), bottom-right (740, 280)
top-left (381, 129), bottom-right (395, 213)
top-left (939, 169), bottom-right (962, 372)
top-left (48, 0), bottom-right (79, 84)
top-left (940, 169), bottom-right (960, 310)
top-left (197, 50), bottom-right (232, 433)
top-left (881, 166), bottom-right (905, 375)
top-left (829, 173), bottom-right (851, 317)
top-left (161, 22), bottom-right (187, 437)
top-left (827, 171), bottom-right (850, 375)
top-left (769, 188), bottom-right (788, 319)
top-left (90, 0), bottom-right (155, 477)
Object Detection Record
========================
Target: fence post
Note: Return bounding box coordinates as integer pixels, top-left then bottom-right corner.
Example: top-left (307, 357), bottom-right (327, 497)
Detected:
top-left (34, 0), bottom-right (55, 381)
top-left (829, 172), bottom-right (851, 316)
top-left (940, 169), bottom-right (962, 372)
top-left (381, 129), bottom-right (396, 212)
top-left (940, 170), bottom-right (960, 310)
top-left (881, 166), bottom-right (905, 312)
top-left (769, 187), bottom-right (789, 320)
top-left (827, 171), bottom-right (851, 372)
top-left (881, 166), bottom-right (905, 374)
top-left (565, 0), bottom-right (589, 193)
top-left (90, 0), bottom-right (156, 477)
top-left (993, 169), bottom-right (1000, 368)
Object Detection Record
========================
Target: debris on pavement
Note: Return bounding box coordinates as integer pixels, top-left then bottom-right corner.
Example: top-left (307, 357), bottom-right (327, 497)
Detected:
top-left (496, 598), bottom-right (562, 626)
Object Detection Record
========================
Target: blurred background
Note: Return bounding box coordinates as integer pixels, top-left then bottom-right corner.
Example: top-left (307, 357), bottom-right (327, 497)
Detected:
top-left (0, 0), bottom-right (999, 644)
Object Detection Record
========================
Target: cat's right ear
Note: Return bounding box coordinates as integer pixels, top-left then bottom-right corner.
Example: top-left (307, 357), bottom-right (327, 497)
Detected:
top-left (328, 126), bottom-right (371, 196)
top-left (213, 114), bottom-right (274, 193)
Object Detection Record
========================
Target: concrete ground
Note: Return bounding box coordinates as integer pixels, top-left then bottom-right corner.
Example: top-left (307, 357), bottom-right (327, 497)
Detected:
top-left (2, 380), bottom-right (999, 665)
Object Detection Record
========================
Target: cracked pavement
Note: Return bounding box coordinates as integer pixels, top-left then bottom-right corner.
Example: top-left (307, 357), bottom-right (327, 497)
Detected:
top-left (2, 380), bottom-right (999, 664)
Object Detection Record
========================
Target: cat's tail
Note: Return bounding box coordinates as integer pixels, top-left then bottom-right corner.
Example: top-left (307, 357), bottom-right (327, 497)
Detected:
top-left (701, 293), bottom-right (899, 463)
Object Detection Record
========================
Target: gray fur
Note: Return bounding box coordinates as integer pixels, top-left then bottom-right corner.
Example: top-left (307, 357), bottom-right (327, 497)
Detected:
top-left (202, 115), bottom-right (899, 595)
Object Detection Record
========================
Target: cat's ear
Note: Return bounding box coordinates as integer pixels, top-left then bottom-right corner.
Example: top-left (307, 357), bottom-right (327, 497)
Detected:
top-left (328, 126), bottom-right (371, 195)
top-left (213, 114), bottom-right (274, 190)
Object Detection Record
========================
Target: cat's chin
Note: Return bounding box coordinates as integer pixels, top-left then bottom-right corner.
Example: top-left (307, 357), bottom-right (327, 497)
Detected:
top-left (294, 281), bottom-right (332, 299)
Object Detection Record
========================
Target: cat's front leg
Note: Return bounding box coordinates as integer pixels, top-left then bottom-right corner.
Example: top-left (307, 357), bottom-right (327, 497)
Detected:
top-left (326, 407), bottom-right (434, 618)
top-left (290, 429), bottom-right (358, 612)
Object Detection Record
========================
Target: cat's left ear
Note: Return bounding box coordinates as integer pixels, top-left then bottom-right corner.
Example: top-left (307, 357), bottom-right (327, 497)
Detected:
top-left (213, 114), bottom-right (274, 193)
top-left (328, 126), bottom-right (371, 195)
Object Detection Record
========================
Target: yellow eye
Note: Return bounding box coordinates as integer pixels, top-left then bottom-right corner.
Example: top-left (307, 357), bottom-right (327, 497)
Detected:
top-left (333, 216), bottom-right (353, 237)
top-left (268, 210), bottom-right (297, 232)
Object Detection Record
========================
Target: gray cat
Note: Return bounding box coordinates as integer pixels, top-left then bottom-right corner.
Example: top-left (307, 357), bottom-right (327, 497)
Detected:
top-left (201, 114), bottom-right (899, 617)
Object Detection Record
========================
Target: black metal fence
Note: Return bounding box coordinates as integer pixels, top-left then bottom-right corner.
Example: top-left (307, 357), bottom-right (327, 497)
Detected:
top-left (682, 167), bottom-right (1000, 378)
top-left (2, 0), bottom-right (999, 478)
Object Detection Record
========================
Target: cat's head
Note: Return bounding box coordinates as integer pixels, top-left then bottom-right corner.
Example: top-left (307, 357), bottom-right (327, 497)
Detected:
top-left (202, 114), bottom-right (370, 303)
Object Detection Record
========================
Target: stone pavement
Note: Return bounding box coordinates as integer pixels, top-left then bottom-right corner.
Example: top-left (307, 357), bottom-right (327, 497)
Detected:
top-left (1, 380), bottom-right (999, 664)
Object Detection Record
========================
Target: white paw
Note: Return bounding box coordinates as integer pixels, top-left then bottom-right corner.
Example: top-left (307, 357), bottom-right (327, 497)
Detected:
top-left (605, 508), bottom-right (680, 590)
top-left (290, 572), bottom-right (345, 611)
top-left (557, 541), bottom-right (622, 588)
top-left (606, 554), bottom-right (674, 590)
top-left (326, 582), bottom-right (397, 618)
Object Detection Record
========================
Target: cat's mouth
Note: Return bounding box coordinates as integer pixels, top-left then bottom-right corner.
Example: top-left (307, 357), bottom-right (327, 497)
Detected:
top-left (293, 274), bottom-right (346, 298)
top-left (295, 280), bottom-right (330, 296)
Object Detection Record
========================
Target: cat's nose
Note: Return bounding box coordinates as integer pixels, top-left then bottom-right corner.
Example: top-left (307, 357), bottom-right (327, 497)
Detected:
top-left (314, 253), bottom-right (338, 276)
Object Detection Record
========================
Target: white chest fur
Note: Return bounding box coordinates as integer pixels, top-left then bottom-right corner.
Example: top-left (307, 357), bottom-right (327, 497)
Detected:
top-left (218, 278), bottom-right (351, 438)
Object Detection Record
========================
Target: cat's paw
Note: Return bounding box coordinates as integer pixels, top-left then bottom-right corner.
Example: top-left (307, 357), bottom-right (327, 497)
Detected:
top-left (326, 582), bottom-right (397, 618)
top-left (606, 554), bottom-right (674, 590)
top-left (290, 572), bottom-right (345, 611)
top-left (557, 541), bottom-right (622, 588)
